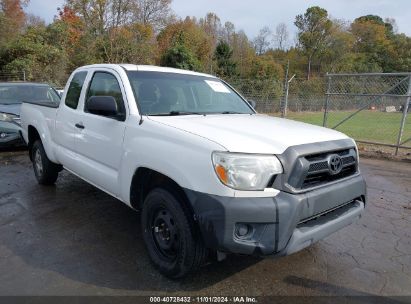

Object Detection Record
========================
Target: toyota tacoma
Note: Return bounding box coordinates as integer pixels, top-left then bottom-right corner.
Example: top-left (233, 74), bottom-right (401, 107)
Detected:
top-left (20, 64), bottom-right (366, 278)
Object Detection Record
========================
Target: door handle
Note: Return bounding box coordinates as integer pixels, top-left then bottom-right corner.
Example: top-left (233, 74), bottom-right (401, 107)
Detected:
top-left (75, 123), bottom-right (85, 129)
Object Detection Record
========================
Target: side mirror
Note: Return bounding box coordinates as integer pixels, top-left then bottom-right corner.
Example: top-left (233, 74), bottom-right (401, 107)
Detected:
top-left (248, 100), bottom-right (256, 109)
top-left (85, 96), bottom-right (120, 119)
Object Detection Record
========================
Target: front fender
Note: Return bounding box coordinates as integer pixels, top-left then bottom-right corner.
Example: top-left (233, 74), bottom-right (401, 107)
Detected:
top-left (118, 118), bottom-right (235, 206)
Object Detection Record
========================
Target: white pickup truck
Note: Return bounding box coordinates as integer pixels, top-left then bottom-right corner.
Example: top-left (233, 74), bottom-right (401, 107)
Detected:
top-left (20, 64), bottom-right (366, 278)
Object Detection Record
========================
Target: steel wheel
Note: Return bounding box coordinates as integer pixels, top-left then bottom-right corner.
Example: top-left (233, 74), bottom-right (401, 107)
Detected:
top-left (31, 140), bottom-right (59, 185)
top-left (34, 148), bottom-right (43, 176)
top-left (151, 206), bottom-right (180, 262)
top-left (141, 187), bottom-right (207, 278)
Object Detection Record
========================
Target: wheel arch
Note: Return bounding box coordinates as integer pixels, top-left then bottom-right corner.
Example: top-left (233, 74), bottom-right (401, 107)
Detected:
top-left (27, 125), bottom-right (41, 161)
top-left (129, 167), bottom-right (194, 215)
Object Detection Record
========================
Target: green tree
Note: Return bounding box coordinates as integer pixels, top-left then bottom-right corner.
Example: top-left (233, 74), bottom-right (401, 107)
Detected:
top-left (321, 20), bottom-right (355, 73)
top-left (230, 30), bottom-right (258, 77)
top-left (355, 15), bottom-right (394, 37)
top-left (97, 23), bottom-right (157, 64)
top-left (157, 18), bottom-right (212, 70)
top-left (0, 25), bottom-right (68, 85)
top-left (160, 42), bottom-right (201, 71)
top-left (249, 55), bottom-right (283, 80)
top-left (350, 16), bottom-right (394, 72)
top-left (295, 6), bottom-right (333, 79)
top-left (390, 33), bottom-right (411, 71)
top-left (49, 6), bottom-right (98, 72)
top-left (214, 40), bottom-right (237, 77)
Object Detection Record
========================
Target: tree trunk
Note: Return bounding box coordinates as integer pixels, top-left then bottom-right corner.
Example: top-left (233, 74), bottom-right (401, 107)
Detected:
top-left (307, 57), bottom-right (311, 80)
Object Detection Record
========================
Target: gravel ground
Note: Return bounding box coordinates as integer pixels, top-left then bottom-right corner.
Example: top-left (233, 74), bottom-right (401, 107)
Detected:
top-left (0, 151), bottom-right (410, 297)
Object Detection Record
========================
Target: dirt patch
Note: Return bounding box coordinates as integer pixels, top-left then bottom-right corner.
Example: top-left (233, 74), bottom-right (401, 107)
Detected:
top-left (358, 143), bottom-right (411, 162)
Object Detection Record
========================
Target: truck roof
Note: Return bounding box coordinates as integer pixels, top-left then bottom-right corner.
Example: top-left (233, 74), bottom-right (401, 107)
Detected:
top-left (78, 64), bottom-right (217, 78)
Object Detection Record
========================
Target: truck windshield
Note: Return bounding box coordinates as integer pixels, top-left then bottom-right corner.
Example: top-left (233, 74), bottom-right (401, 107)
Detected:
top-left (127, 71), bottom-right (254, 116)
top-left (0, 83), bottom-right (61, 105)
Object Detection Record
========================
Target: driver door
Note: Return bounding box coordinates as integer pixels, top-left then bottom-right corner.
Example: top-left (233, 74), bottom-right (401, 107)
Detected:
top-left (72, 70), bottom-right (127, 196)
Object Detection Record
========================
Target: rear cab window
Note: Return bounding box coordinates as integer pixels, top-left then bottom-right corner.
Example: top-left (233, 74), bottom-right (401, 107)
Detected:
top-left (65, 71), bottom-right (88, 109)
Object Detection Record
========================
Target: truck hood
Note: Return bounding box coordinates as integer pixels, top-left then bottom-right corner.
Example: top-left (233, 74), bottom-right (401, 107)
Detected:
top-left (0, 104), bottom-right (21, 116)
top-left (148, 114), bottom-right (349, 154)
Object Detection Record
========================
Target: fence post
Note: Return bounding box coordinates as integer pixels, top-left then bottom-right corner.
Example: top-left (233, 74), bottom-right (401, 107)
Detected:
top-left (23, 70), bottom-right (26, 82)
top-left (323, 73), bottom-right (331, 127)
top-left (281, 60), bottom-right (290, 117)
top-left (395, 75), bottom-right (411, 155)
top-left (284, 75), bottom-right (296, 117)
top-left (283, 80), bottom-right (290, 118)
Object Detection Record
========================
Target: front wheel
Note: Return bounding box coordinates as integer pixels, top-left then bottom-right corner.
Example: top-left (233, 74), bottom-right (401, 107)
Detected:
top-left (31, 140), bottom-right (59, 185)
top-left (141, 188), bottom-right (207, 278)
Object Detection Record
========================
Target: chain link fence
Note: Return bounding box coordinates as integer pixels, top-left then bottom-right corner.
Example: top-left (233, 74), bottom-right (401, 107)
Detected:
top-left (226, 78), bottom-right (284, 113)
top-left (0, 69), bottom-right (409, 155)
top-left (227, 73), bottom-right (410, 155)
top-left (285, 78), bottom-right (326, 112)
top-left (0, 70), bottom-right (65, 90)
top-left (324, 73), bottom-right (410, 154)
top-left (226, 77), bottom-right (327, 114)
top-left (0, 70), bottom-right (26, 82)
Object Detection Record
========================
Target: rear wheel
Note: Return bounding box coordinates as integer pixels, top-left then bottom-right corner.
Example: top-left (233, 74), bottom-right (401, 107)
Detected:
top-left (31, 140), bottom-right (59, 185)
top-left (141, 187), bottom-right (207, 278)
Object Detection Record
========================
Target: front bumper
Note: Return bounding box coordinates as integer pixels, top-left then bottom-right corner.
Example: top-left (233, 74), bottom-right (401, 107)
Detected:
top-left (0, 122), bottom-right (24, 148)
top-left (185, 174), bottom-right (366, 256)
top-left (0, 131), bottom-right (25, 147)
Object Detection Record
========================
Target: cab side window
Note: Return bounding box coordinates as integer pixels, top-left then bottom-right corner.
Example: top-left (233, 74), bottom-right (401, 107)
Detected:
top-left (86, 72), bottom-right (126, 116)
top-left (65, 71), bottom-right (87, 109)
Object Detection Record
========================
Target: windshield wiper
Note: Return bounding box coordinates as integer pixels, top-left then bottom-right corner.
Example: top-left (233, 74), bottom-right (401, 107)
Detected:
top-left (220, 111), bottom-right (244, 114)
top-left (149, 111), bottom-right (251, 116)
top-left (150, 111), bottom-right (204, 116)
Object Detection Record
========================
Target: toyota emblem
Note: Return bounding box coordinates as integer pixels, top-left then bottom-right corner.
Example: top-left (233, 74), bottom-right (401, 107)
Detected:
top-left (328, 154), bottom-right (343, 175)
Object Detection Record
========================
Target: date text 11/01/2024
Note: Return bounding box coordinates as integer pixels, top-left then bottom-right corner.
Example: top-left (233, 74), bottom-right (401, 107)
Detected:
top-left (150, 296), bottom-right (257, 303)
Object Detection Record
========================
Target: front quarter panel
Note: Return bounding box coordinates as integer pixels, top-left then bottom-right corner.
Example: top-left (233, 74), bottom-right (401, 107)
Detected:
top-left (119, 116), bottom-right (236, 205)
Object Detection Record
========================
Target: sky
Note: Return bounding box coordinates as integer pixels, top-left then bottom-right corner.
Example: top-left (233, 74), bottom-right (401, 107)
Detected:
top-left (26, 0), bottom-right (411, 40)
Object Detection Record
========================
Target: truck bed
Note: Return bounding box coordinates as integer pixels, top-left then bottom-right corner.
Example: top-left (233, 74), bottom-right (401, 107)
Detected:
top-left (20, 101), bottom-right (60, 163)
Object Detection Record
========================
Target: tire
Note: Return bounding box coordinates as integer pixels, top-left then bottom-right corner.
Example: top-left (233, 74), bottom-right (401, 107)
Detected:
top-left (141, 187), bottom-right (207, 278)
top-left (31, 140), bottom-right (59, 185)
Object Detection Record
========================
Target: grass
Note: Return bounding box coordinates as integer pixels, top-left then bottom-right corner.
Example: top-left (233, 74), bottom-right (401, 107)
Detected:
top-left (276, 110), bottom-right (411, 146)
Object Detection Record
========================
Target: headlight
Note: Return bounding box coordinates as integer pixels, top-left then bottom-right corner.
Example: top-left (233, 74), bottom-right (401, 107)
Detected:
top-left (212, 152), bottom-right (283, 190)
top-left (0, 113), bottom-right (20, 125)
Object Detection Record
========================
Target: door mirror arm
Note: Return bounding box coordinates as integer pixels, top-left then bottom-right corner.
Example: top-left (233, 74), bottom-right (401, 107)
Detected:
top-left (85, 96), bottom-right (123, 120)
top-left (248, 100), bottom-right (257, 109)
